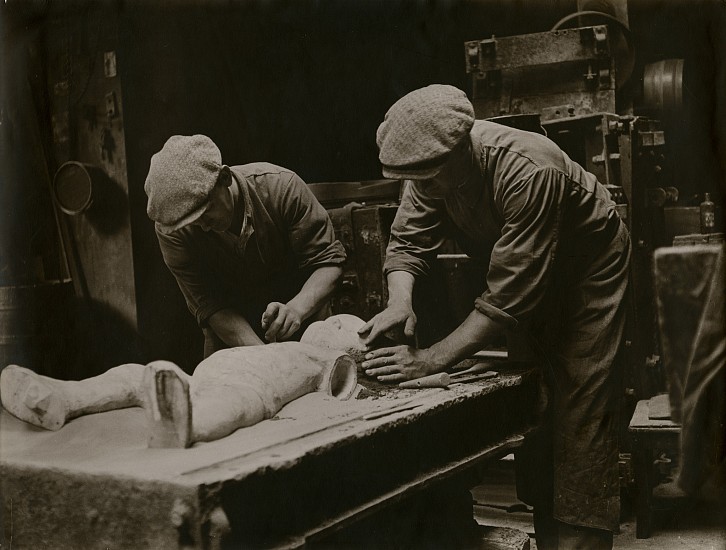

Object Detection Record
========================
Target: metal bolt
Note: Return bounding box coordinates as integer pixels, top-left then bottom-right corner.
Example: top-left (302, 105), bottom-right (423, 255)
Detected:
top-left (608, 120), bottom-right (624, 133)
top-left (170, 499), bottom-right (192, 529)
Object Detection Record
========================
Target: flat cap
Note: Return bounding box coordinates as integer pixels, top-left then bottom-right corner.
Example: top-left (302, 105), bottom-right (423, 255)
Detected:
top-left (377, 84), bottom-right (475, 180)
top-left (145, 135), bottom-right (225, 234)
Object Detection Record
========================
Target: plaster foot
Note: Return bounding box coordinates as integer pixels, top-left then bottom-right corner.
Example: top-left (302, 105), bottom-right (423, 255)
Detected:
top-left (143, 361), bottom-right (192, 448)
top-left (0, 365), bottom-right (69, 430)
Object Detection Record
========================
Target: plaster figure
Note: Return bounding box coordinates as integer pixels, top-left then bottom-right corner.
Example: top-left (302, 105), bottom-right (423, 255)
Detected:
top-left (0, 314), bottom-right (367, 448)
top-left (359, 84), bottom-right (631, 549)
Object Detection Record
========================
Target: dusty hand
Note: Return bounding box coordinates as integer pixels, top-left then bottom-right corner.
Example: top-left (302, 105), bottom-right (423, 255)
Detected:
top-left (361, 345), bottom-right (441, 383)
top-left (261, 302), bottom-right (302, 342)
top-left (357, 303), bottom-right (417, 346)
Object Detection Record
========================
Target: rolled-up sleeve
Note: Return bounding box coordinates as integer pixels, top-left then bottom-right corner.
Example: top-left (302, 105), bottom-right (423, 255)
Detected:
top-left (279, 172), bottom-right (346, 270)
top-left (383, 181), bottom-right (447, 278)
top-left (156, 229), bottom-right (227, 325)
top-left (475, 167), bottom-right (566, 326)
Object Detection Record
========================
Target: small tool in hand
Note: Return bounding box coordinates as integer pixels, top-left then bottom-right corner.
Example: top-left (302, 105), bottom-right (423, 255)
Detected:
top-left (398, 372), bottom-right (451, 389)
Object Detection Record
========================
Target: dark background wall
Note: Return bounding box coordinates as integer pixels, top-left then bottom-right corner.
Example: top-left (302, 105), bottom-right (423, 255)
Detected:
top-left (2, 0), bottom-right (724, 375)
top-left (120, 0), bottom-right (582, 371)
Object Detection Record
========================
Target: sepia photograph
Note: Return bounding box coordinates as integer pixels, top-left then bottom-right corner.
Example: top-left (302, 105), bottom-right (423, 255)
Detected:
top-left (1, 0), bottom-right (724, 548)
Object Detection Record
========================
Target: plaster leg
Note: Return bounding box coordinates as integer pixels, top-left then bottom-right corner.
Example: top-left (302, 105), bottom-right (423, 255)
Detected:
top-left (144, 366), bottom-right (268, 447)
top-left (143, 361), bottom-right (193, 448)
top-left (188, 344), bottom-right (357, 445)
top-left (143, 344), bottom-right (358, 448)
top-left (0, 363), bottom-right (146, 430)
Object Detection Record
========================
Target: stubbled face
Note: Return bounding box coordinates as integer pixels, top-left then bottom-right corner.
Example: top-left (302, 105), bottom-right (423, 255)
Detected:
top-left (421, 138), bottom-right (474, 199)
top-left (193, 185), bottom-right (234, 233)
top-left (300, 314), bottom-right (368, 362)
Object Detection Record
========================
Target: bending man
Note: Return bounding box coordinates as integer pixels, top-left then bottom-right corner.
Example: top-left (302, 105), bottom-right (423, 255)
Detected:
top-left (145, 135), bottom-right (346, 355)
top-left (359, 85), bottom-right (631, 550)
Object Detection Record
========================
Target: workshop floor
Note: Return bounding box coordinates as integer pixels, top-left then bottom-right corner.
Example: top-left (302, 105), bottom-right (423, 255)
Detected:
top-left (471, 457), bottom-right (726, 550)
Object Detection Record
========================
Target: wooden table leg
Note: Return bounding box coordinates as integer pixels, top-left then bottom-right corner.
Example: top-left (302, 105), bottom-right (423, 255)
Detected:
top-left (633, 441), bottom-right (653, 539)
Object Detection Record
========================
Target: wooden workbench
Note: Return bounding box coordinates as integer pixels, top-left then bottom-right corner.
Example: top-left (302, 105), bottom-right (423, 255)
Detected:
top-left (0, 363), bottom-right (538, 549)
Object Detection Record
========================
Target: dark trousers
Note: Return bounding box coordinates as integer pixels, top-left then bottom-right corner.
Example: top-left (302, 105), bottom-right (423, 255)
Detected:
top-left (516, 222), bottom-right (631, 539)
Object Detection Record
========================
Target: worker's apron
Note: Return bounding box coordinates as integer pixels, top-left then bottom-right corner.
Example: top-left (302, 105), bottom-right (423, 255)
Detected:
top-left (515, 220), bottom-right (631, 532)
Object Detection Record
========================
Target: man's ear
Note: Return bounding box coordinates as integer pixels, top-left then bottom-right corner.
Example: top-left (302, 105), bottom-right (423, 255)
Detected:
top-left (217, 166), bottom-right (233, 187)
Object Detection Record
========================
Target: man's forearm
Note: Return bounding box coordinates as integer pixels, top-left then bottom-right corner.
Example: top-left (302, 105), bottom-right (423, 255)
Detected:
top-left (286, 265), bottom-right (343, 321)
top-left (427, 309), bottom-right (502, 367)
top-left (386, 270), bottom-right (416, 306)
top-left (208, 309), bottom-right (264, 346)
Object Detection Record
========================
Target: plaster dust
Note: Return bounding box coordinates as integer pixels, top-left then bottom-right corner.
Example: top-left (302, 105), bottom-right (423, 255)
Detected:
top-left (1, 368), bottom-right (526, 486)
top-left (0, 386), bottom-right (445, 483)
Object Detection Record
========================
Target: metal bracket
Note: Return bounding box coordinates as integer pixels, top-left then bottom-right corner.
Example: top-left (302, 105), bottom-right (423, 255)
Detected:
top-left (599, 66), bottom-right (611, 89)
top-left (592, 152), bottom-right (621, 165)
top-left (465, 41), bottom-right (480, 74)
top-left (638, 130), bottom-right (666, 148)
top-left (479, 35), bottom-right (497, 62)
top-left (592, 25), bottom-right (608, 55)
top-left (464, 36), bottom-right (496, 76)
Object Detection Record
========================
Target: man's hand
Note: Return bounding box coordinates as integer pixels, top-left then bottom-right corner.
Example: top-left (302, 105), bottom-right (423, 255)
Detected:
top-left (357, 302), bottom-right (417, 346)
top-left (361, 345), bottom-right (442, 383)
top-left (261, 302), bottom-right (302, 342)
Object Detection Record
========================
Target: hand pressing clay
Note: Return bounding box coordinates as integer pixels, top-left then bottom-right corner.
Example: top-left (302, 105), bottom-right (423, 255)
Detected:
top-left (0, 314), bottom-right (369, 448)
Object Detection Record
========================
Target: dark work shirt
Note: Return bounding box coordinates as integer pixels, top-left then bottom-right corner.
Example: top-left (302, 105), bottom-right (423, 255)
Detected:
top-left (156, 163), bottom-right (346, 326)
top-left (384, 121), bottom-right (621, 327)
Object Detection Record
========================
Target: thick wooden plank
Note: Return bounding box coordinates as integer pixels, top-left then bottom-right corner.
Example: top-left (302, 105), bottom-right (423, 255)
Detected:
top-left (1, 365), bottom-right (539, 549)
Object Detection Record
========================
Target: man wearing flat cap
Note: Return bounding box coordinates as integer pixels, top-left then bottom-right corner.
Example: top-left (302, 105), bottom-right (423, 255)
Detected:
top-left (145, 135), bottom-right (346, 356)
top-left (359, 85), bottom-right (630, 549)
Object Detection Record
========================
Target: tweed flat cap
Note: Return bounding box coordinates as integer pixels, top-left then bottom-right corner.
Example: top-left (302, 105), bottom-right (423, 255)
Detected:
top-left (377, 84), bottom-right (475, 180)
top-left (145, 135), bottom-right (225, 234)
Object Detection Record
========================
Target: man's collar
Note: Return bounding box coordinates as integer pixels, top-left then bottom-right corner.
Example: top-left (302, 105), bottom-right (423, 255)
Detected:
top-left (229, 170), bottom-right (255, 249)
